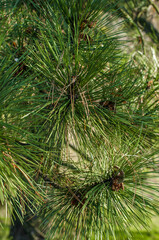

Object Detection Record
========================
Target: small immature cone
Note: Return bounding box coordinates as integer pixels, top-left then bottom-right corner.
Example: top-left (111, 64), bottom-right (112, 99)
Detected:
top-left (111, 166), bottom-right (125, 191)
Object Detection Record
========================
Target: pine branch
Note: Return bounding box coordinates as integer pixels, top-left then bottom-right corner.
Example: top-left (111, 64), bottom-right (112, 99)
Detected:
top-left (38, 171), bottom-right (62, 189)
top-left (1, 1), bottom-right (159, 239)
top-left (147, 0), bottom-right (159, 15)
top-left (119, 7), bottom-right (145, 54)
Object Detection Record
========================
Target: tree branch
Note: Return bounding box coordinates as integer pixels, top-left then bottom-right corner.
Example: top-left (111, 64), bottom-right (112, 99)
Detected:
top-left (147, 0), bottom-right (159, 15)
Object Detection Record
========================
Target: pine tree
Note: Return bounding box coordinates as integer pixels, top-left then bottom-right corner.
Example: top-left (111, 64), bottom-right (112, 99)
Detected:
top-left (0, 0), bottom-right (159, 239)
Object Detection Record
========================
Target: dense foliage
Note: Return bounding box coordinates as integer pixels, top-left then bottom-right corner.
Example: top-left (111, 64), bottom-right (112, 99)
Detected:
top-left (0, 0), bottom-right (159, 239)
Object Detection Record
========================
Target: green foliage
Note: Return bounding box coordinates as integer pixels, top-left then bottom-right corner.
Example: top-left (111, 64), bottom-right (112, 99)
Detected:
top-left (0, 0), bottom-right (159, 239)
